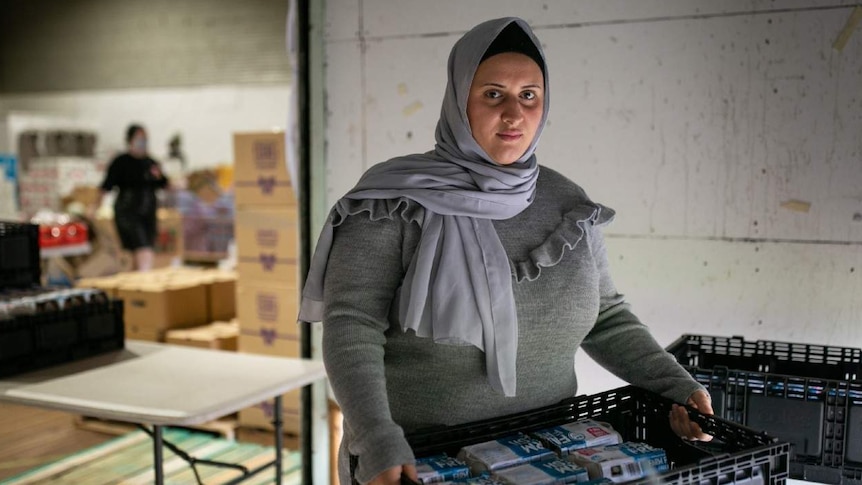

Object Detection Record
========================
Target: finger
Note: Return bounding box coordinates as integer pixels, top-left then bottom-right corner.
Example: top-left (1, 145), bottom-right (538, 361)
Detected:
top-left (403, 464), bottom-right (419, 482)
top-left (369, 466), bottom-right (402, 485)
top-left (687, 390), bottom-right (714, 416)
top-left (678, 405), bottom-right (714, 442)
top-left (669, 404), bottom-right (687, 439)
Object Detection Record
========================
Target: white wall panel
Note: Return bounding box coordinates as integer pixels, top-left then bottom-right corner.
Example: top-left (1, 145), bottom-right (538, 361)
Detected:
top-left (325, 41), bottom-right (366, 201)
top-left (360, 0), bottom-right (856, 39)
top-left (325, 0), bottom-right (361, 41)
top-left (576, 236), bottom-right (862, 395)
top-left (362, 36), bottom-right (450, 166)
top-left (540, 8), bottom-right (862, 241)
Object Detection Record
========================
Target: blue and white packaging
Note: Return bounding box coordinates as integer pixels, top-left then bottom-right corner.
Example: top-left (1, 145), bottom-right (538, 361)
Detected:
top-left (492, 458), bottom-right (590, 485)
top-left (530, 420), bottom-right (621, 456)
top-left (581, 480), bottom-right (613, 485)
top-left (439, 473), bottom-right (507, 484)
top-left (566, 442), bottom-right (668, 483)
top-left (457, 433), bottom-right (556, 474)
top-left (416, 454), bottom-right (471, 483)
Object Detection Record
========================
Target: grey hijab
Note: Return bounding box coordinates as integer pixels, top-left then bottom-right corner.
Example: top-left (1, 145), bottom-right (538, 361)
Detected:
top-left (299, 17), bottom-right (549, 397)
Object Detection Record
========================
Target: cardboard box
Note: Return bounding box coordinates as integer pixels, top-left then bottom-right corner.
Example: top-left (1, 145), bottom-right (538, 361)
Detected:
top-left (76, 275), bottom-right (124, 299)
top-left (205, 271), bottom-right (237, 321)
top-left (238, 389), bottom-right (301, 435)
top-left (155, 208), bottom-right (183, 257)
top-left (237, 283), bottom-right (300, 337)
top-left (233, 132), bottom-right (296, 207)
top-left (235, 208), bottom-right (299, 283)
top-left (166, 321), bottom-right (239, 351)
top-left (238, 329), bottom-right (300, 357)
top-left (125, 327), bottom-right (166, 343)
top-left (77, 248), bottom-right (134, 279)
top-left (117, 280), bottom-right (208, 332)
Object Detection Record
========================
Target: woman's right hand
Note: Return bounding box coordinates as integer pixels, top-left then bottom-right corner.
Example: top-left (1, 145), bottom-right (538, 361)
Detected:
top-left (368, 464), bottom-right (418, 485)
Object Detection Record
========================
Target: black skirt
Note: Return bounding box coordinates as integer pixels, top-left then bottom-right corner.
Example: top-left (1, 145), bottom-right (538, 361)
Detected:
top-left (114, 210), bottom-right (157, 250)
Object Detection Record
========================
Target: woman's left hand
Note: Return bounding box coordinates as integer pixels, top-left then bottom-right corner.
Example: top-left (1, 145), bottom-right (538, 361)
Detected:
top-left (669, 390), bottom-right (714, 441)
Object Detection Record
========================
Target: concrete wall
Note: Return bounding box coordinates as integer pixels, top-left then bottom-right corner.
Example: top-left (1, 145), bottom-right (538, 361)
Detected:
top-left (0, 0), bottom-right (289, 92)
top-left (322, 0), bottom-right (862, 395)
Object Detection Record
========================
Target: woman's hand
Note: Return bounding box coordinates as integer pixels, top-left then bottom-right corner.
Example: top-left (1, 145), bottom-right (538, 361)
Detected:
top-left (669, 389), bottom-right (714, 441)
top-left (368, 464), bottom-right (418, 485)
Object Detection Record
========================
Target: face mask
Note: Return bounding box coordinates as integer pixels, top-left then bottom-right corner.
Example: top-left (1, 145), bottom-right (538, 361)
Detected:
top-left (132, 138), bottom-right (147, 153)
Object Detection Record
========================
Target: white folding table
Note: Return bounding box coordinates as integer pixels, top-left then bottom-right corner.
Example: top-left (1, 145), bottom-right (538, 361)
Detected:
top-left (0, 340), bottom-right (326, 484)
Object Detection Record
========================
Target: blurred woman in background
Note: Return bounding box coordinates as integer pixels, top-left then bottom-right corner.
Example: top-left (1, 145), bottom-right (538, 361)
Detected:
top-left (99, 124), bottom-right (168, 271)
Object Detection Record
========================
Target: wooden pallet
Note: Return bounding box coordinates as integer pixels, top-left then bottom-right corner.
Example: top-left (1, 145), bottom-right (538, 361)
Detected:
top-left (74, 415), bottom-right (240, 441)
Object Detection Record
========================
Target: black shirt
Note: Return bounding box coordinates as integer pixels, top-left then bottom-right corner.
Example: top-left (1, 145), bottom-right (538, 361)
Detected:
top-left (100, 153), bottom-right (169, 217)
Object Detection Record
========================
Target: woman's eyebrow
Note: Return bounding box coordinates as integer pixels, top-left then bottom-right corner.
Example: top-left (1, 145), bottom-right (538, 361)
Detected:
top-left (480, 82), bottom-right (543, 89)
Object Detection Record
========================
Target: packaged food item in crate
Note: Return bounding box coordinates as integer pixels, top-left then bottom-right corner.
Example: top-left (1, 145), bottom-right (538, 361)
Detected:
top-left (491, 458), bottom-right (589, 485)
top-left (566, 442), bottom-right (668, 483)
top-left (457, 433), bottom-right (555, 475)
top-left (355, 386), bottom-right (791, 485)
top-left (416, 454), bottom-right (471, 483)
top-left (439, 474), bottom-right (506, 485)
top-left (530, 419), bottom-right (621, 456)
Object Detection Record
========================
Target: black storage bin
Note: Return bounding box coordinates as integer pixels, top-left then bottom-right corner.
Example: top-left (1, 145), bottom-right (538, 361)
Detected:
top-left (0, 297), bottom-right (124, 378)
top-left (352, 386), bottom-right (791, 485)
top-left (0, 221), bottom-right (41, 289)
top-left (668, 334), bottom-right (862, 381)
top-left (688, 367), bottom-right (862, 485)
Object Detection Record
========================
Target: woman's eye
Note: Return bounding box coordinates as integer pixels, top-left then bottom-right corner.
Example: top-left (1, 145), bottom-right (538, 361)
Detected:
top-left (485, 90), bottom-right (502, 99)
top-left (522, 91), bottom-right (536, 100)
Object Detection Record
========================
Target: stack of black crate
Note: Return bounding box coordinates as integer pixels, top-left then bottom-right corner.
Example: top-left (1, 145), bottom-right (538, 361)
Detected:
top-left (0, 221), bottom-right (125, 378)
top-left (668, 334), bottom-right (862, 484)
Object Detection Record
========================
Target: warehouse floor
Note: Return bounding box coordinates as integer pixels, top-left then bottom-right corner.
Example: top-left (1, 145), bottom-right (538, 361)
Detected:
top-left (0, 402), bottom-right (302, 483)
top-left (0, 402), bottom-right (112, 480)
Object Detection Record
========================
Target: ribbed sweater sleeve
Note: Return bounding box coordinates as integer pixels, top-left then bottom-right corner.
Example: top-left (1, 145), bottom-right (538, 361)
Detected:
top-left (580, 229), bottom-right (705, 405)
top-left (321, 213), bottom-right (415, 484)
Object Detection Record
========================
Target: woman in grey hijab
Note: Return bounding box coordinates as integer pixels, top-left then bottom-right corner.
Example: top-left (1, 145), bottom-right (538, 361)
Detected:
top-left (301, 17), bottom-right (712, 485)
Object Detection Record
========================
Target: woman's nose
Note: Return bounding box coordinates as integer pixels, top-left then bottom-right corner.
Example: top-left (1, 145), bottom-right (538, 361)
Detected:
top-left (501, 98), bottom-right (524, 125)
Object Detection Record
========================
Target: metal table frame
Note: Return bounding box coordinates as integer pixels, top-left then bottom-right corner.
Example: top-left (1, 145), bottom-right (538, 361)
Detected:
top-left (0, 341), bottom-right (326, 484)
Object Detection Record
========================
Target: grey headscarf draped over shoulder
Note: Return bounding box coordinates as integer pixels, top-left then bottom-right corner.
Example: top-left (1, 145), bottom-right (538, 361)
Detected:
top-left (299, 17), bottom-right (548, 397)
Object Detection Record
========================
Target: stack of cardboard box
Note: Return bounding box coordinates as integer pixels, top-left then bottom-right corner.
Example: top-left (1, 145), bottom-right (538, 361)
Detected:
top-left (76, 267), bottom-right (237, 342)
top-left (233, 132), bottom-right (302, 434)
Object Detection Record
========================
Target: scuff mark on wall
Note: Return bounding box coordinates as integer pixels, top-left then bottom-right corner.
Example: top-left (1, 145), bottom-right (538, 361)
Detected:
top-left (402, 100), bottom-right (423, 117)
top-left (780, 199), bottom-right (812, 213)
top-left (833, 6), bottom-right (862, 52)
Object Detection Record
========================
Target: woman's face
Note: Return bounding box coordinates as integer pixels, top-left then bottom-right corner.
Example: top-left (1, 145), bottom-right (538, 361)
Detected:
top-left (129, 129), bottom-right (148, 158)
top-left (466, 52), bottom-right (544, 165)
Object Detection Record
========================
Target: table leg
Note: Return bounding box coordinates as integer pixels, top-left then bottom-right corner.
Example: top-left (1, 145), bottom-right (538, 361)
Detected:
top-left (153, 425), bottom-right (164, 485)
top-left (275, 395), bottom-right (283, 485)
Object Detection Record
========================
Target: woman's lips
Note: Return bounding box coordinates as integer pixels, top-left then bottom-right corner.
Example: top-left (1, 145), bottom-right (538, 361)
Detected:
top-left (496, 131), bottom-right (522, 141)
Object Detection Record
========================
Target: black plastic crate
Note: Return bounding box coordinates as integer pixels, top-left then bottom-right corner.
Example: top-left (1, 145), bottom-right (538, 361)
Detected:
top-left (0, 221), bottom-right (41, 289)
top-left (351, 386), bottom-right (790, 484)
top-left (0, 297), bottom-right (125, 378)
top-left (689, 367), bottom-right (862, 484)
top-left (668, 334), bottom-right (862, 381)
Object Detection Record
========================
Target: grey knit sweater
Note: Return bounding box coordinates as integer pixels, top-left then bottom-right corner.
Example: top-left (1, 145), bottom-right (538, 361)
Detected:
top-left (322, 166), bottom-right (703, 484)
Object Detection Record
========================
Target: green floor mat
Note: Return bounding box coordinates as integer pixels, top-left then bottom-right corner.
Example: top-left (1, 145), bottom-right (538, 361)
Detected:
top-left (1, 429), bottom-right (301, 485)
